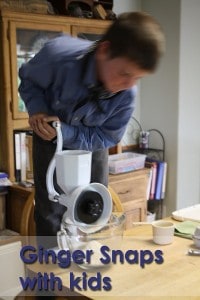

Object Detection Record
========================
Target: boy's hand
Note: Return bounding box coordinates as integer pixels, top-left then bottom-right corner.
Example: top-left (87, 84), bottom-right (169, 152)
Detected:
top-left (29, 113), bottom-right (59, 140)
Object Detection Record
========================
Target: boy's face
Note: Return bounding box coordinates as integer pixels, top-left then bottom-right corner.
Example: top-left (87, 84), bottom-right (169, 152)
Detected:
top-left (96, 41), bottom-right (150, 93)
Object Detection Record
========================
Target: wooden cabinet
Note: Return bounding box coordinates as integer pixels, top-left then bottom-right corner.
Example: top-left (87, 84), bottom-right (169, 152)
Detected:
top-left (0, 9), bottom-right (110, 181)
top-left (7, 170), bottom-right (150, 235)
top-left (109, 168), bottom-right (151, 229)
top-left (5, 185), bottom-right (34, 235)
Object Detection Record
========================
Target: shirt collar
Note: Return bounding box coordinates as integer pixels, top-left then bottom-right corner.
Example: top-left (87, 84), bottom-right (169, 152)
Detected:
top-left (78, 48), bottom-right (116, 99)
top-left (83, 52), bottom-right (98, 89)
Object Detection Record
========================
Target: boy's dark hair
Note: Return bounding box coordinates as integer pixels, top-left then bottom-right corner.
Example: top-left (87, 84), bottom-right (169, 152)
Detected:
top-left (101, 11), bottom-right (165, 72)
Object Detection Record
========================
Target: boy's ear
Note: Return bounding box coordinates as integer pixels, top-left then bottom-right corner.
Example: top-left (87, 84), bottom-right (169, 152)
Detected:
top-left (96, 41), bottom-right (111, 58)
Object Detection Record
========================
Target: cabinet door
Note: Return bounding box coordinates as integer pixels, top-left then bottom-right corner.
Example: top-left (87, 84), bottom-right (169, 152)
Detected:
top-left (9, 22), bottom-right (70, 119)
top-left (71, 24), bottom-right (108, 40)
top-left (123, 199), bottom-right (147, 229)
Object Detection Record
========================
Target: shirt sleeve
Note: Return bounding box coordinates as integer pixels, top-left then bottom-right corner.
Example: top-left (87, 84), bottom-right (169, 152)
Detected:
top-left (18, 35), bottom-right (92, 116)
top-left (18, 43), bottom-right (55, 116)
top-left (61, 89), bottom-right (136, 151)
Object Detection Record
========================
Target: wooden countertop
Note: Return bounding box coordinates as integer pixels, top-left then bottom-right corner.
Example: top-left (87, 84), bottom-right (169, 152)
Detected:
top-left (24, 219), bottom-right (200, 300)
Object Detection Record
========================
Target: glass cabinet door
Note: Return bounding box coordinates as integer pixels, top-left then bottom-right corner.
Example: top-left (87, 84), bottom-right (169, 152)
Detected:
top-left (71, 24), bottom-right (108, 40)
top-left (9, 22), bottom-right (70, 119)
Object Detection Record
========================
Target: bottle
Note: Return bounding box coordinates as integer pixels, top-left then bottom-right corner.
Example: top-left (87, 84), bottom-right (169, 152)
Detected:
top-left (139, 131), bottom-right (149, 149)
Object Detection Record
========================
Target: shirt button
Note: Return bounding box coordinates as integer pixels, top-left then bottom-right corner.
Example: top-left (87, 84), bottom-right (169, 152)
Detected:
top-left (74, 117), bottom-right (79, 121)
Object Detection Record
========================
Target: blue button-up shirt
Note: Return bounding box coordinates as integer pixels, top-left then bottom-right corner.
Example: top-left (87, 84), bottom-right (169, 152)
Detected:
top-left (19, 35), bottom-right (136, 151)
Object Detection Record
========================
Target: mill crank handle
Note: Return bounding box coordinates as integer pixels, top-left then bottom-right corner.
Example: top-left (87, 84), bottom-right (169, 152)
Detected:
top-left (46, 121), bottom-right (63, 202)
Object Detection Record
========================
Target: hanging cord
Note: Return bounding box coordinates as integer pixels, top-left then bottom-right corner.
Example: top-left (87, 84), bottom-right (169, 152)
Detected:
top-left (131, 116), bottom-right (143, 132)
top-left (122, 116), bottom-right (143, 146)
top-left (126, 117), bottom-right (165, 160)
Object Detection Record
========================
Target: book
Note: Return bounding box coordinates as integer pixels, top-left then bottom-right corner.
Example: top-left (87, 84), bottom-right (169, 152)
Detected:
top-left (145, 161), bottom-right (158, 200)
top-left (14, 132), bottom-right (21, 182)
top-left (0, 172), bottom-right (12, 186)
top-left (25, 133), bottom-right (33, 180)
top-left (20, 132), bottom-right (26, 181)
top-left (146, 158), bottom-right (167, 201)
top-left (154, 161), bottom-right (165, 200)
top-left (13, 128), bottom-right (33, 182)
top-left (146, 167), bottom-right (153, 200)
top-left (161, 162), bottom-right (167, 199)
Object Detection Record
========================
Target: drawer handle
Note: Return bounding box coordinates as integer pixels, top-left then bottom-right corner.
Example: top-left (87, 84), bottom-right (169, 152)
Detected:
top-left (119, 190), bottom-right (129, 195)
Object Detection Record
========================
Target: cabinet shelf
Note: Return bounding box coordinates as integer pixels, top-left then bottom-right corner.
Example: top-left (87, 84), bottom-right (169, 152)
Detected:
top-left (136, 148), bottom-right (165, 161)
top-left (133, 129), bottom-right (166, 220)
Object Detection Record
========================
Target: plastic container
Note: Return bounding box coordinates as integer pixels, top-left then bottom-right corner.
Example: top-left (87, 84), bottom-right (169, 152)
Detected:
top-left (108, 152), bottom-right (146, 174)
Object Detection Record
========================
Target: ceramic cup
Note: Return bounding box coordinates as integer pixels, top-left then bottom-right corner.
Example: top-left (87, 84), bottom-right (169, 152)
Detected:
top-left (152, 220), bottom-right (175, 245)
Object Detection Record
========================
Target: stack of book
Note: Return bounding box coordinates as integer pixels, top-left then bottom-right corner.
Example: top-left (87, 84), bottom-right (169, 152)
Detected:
top-left (13, 129), bottom-right (33, 184)
top-left (145, 158), bottom-right (167, 201)
top-left (0, 172), bottom-right (12, 190)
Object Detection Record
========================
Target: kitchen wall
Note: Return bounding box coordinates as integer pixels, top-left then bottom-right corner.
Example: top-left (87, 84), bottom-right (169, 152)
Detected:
top-left (113, 0), bottom-right (200, 215)
top-left (176, 0), bottom-right (200, 209)
top-left (113, 0), bottom-right (142, 146)
top-left (113, 0), bottom-right (140, 15)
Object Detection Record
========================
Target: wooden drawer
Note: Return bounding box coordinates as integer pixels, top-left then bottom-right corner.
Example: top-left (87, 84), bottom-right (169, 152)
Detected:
top-left (109, 168), bottom-right (150, 202)
top-left (123, 199), bottom-right (147, 229)
top-left (109, 168), bottom-right (150, 229)
top-left (6, 185), bottom-right (34, 234)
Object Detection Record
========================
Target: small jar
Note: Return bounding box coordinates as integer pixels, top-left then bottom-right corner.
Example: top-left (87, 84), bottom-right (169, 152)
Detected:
top-left (139, 131), bottom-right (150, 149)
